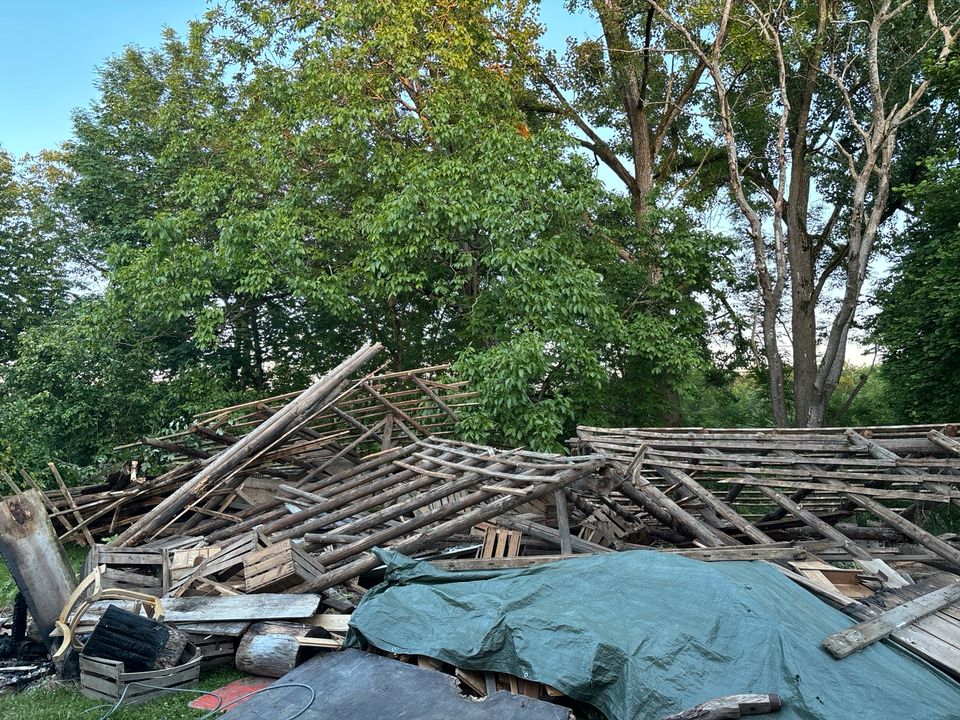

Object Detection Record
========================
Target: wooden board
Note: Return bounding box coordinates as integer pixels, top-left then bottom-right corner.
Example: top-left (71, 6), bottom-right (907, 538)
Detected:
top-left (78, 594), bottom-right (322, 624)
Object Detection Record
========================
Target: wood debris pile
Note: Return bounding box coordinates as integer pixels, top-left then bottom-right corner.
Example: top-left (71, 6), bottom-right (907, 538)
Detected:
top-left (2, 344), bottom-right (960, 717)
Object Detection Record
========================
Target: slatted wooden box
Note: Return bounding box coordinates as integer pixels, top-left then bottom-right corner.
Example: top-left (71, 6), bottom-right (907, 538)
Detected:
top-left (185, 632), bottom-right (239, 669)
top-left (83, 546), bottom-right (165, 596)
top-left (79, 643), bottom-right (201, 705)
top-left (243, 539), bottom-right (323, 593)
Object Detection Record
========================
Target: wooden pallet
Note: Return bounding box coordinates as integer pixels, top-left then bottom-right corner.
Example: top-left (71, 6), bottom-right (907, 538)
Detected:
top-left (477, 525), bottom-right (522, 559)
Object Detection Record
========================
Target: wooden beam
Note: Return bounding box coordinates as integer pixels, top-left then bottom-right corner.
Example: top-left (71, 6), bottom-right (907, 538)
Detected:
top-left (651, 464), bottom-right (774, 544)
top-left (49, 463), bottom-right (96, 547)
top-left (823, 582), bottom-right (960, 658)
top-left (554, 489), bottom-right (573, 555)
top-left (662, 693), bottom-right (781, 720)
top-left (360, 380), bottom-right (427, 435)
top-left (928, 429), bottom-right (960, 456)
top-left (496, 516), bottom-right (611, 555)
top-left (756, 486), bottom-right (875, 561)
top-left (611, 466), bottom-right (734, 548)
top-left (838, 489), bottom-right (960, 572)
top-left (410, 376), bottom-right (460, 422)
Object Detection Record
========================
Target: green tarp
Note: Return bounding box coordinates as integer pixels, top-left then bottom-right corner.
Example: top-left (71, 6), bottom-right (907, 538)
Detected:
top-left (346, 549), bottom-right (960, 720)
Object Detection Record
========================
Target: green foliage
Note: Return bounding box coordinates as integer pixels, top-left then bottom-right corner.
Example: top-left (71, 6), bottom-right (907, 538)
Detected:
top-left (873, 153), bottom-right (960, 422)
top-left (0, 300), bottom-right (241, 479)
top-left (680, 364), bottom-right (894, 429)
top-left (680, 369), bottom-right (774, 428)
top-left (18, 1), bottom-right (721, 455)
top-left (12, 0), bottom-right (921, 471)
top-left (824, 366), bottom-right (896, 428)
top-left (0, 151), bottom-right (72, 362)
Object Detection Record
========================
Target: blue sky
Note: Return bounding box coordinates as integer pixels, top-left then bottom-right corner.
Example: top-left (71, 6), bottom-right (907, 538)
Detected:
top-left (0, 1), bottom-right (210, 158)
top-left (0, 2), bottom-right (597, 160)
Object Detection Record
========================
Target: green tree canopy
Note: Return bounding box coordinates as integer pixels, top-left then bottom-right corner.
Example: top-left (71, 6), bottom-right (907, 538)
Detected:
top-left (0, 151), bottom-right (72, 362)
top-left (38, 1), bottom-right (726, 453)
top-left (873, 153), bottom-right (960, 422)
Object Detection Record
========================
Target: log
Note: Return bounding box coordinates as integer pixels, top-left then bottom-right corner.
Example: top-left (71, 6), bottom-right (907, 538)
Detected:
top-left (662, 693), bottom-right (782, 720)
top-left (235, 622), bottom-right (326, 678)
top-left (0, 490), bottom-right (77, 650)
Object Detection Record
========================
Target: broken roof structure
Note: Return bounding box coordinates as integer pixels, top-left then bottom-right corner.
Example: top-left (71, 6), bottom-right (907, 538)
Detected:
top-left (3, 342), bottom-right (960, 718)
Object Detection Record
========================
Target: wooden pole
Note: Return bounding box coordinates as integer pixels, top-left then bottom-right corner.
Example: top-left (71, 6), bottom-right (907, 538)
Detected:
top-left (652, 465), bottom-right (774, 544)
top-left (0, 490), bottom-right (77, 650)
top-left (49, 463), bottom-right (96, 547)
top-left (554, 489), bottom-right (574, 555)
top-left (610, 467), bottom-right (733, 548)
top-left (292, 460), bottom-right (603, 593)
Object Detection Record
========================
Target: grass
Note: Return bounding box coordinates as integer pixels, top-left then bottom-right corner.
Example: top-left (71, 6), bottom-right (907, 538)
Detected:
top-left (0, 542), bottom-right (89, 607)
top-left (2, 544), bottom-right (244, 718)
top-left (0, 668), bottom-right (244, 720)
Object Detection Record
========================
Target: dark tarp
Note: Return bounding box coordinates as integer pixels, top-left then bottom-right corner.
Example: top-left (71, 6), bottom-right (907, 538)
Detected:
top-left (219, 649), bottom-right (571, 719)
top-left (345, 549), bottom-right (960, 720)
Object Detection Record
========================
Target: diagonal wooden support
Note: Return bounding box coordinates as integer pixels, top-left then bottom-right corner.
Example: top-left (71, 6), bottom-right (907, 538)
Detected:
top-left (608, 456), bottom-right (734, 548)
top-left (847, 429), bottom-right (960, 519)
top-left (651, 464), bottom-right (774, 544)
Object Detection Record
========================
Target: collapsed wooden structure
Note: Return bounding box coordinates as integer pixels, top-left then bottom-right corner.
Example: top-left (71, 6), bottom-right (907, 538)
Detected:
top-left (3, 343), bottom-right (960, 715)
top-left (3, 343), bottom-right (474, 546)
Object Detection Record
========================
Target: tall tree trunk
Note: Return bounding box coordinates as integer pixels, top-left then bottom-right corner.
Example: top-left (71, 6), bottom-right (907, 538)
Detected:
top-left (595, 0), bottom-right (655, 225)
top-left (762, 299), bottom-right (789, 427)
top-left (787, 22), bottom-right (824, 428)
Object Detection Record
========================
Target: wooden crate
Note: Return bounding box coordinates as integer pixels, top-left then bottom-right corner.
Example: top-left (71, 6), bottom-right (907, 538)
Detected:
top-left (165, 546), bottom-right (224, 592)
top-left (167, 531), bottom-right (267, 597)
top-left (83, 546), bottom-right (164, 596)
top-left (79, 643), bottom-right (201, 705)
top-left (243, 539), bottom-right (323, 593)
top-left (184, 632), bottom-right (238, 669)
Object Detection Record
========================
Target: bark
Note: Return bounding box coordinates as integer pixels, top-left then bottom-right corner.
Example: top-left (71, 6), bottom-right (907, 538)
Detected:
top-left (787, 4), bottom-right (828, 427)
top-left (650, 0), bottom-right (958, 427)
top-left (594, 0), bottom-right (655, 223)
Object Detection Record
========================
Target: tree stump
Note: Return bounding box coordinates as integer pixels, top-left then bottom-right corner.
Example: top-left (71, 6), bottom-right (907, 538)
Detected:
top-left (0, 490), bottom-right (77, 651)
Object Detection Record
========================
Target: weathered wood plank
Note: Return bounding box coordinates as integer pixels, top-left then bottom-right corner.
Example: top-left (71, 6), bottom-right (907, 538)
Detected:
top-left (824, 582), bottom-right (960, 658)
